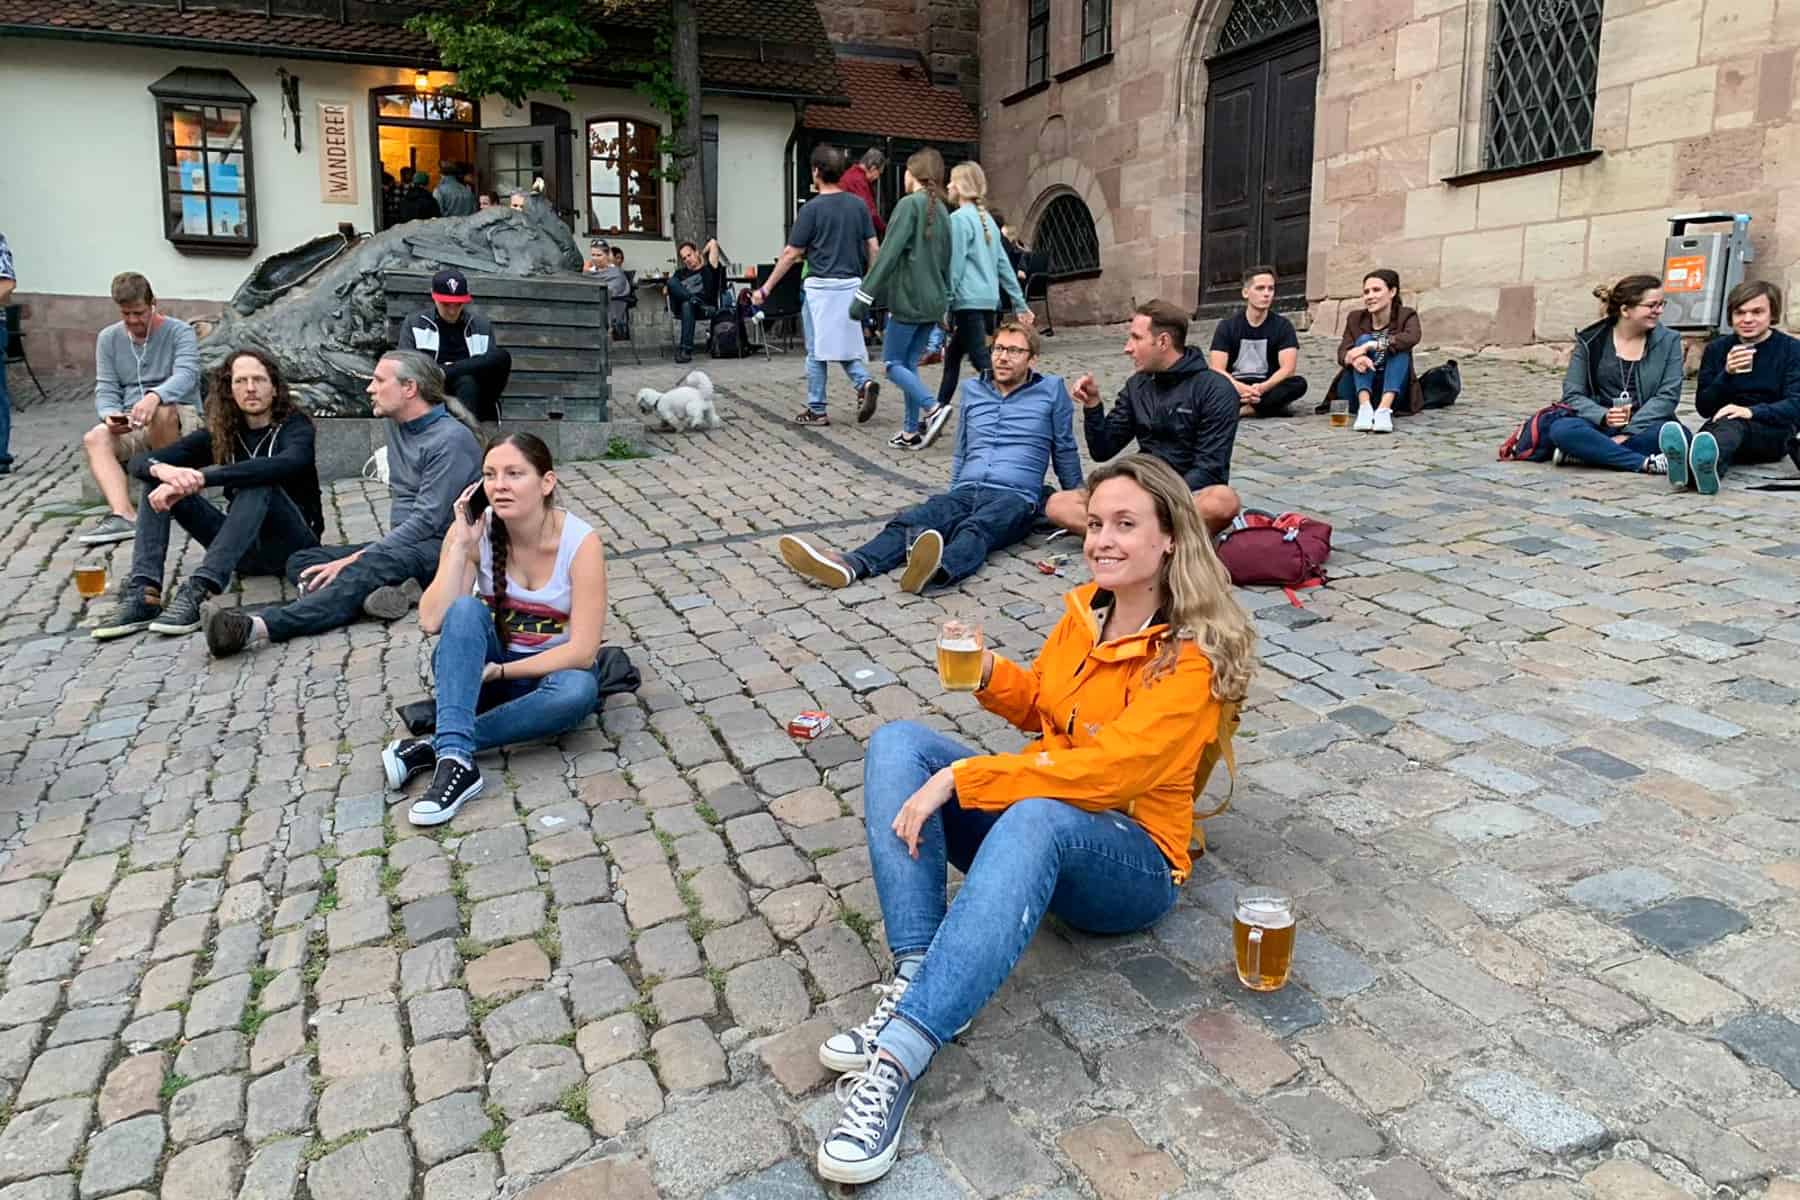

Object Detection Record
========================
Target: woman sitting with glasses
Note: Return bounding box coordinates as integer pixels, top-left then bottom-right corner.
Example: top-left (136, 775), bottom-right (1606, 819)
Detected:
top-left (1546, 275), bottom-right (1686, 475)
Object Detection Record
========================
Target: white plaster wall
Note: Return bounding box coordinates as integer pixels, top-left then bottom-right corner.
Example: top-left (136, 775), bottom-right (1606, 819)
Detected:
top-left (0, 39), bottom-right (798, 299)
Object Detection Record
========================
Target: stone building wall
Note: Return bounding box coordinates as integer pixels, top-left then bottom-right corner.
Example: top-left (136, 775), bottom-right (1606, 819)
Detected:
top-left (813, 0), bottom-right (983, 103)
top-left (1310, 0), bottom-right (1800, 348)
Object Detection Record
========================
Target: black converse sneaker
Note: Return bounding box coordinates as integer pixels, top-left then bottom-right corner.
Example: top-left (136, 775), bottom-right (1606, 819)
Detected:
top-left (204, 607), bottom-right (255, 658)
top-left (382, 737), bottom-right (437, 791)
top-left (820, 976), bottom-right (911, 1073)
top-left (92, 584), bottom-right (162, 641)
top-left (149, 578), bottom-right (211, 635)
top-left (817, 1056), bottom-right (916, 1185)
top-left (408, 757), bottom-right (483, 827)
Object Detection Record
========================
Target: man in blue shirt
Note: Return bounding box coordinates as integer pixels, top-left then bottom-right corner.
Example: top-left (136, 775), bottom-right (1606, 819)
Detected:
top-left (779, 320), bottom-right (1081, 593)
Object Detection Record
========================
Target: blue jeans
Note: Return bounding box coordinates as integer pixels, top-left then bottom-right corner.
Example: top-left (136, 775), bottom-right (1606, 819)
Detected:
top-left (864, 721), bottom-right (1179, 1080)
top-left (1337, 334), bottom-right (1411, 406)
top-left (924, 323), bottom-right (947, 355)
top-left (131, 485), bottom-right (319, 595)
top-left (882, 318), bottom-right (937, 433)
top-left (432, 595), bottom-right (602, 762)
top-left (1547, 415), bottom-right (1663, 472)
top-left (846, 486), bottom-right (1039, 588)
top-left (801, 300), bottom-right (872, 415)
top-left (0, 321), bottom-right (11, 468)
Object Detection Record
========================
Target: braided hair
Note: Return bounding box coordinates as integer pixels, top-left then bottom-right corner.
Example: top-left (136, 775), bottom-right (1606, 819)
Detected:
top-left (905, 148), bottom-right (948, 238)
top-left (482, 432), bottom-right (557, 649)
top-left (948, 161), bottom-right (994, 245)
top-left (206, 347), bottom-right (301, 465)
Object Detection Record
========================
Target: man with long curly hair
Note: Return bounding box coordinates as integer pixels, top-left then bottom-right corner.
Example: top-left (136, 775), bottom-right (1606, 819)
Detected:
top-left (92, 347), bottom-right (324, 640)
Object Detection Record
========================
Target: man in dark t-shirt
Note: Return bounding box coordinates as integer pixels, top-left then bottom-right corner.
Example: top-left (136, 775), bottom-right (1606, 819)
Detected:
top-left (667, 237), bottom-right (725, 363)
top-left (1209, 265), bottom-right (1308, 418)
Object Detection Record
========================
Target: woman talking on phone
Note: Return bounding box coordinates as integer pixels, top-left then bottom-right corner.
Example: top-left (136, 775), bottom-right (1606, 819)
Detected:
top-left (1544, 274), bottom-right (1686, 474)
top-left (383, 433), bottom-right (607, 826)
top-left (811, 454), bottom-right (1255, 1185)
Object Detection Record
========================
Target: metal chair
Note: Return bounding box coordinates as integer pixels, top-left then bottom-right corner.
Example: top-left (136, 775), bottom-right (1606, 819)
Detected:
top-left (756, 270), bottom-right (806, 360)
top-left (4, 305), bottom-right (47, 398)
top-left (1021, 251), bottom-right (1056, 337)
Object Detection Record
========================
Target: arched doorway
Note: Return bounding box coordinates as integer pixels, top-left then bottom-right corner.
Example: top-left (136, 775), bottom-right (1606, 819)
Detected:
top-left (1196, 0), bottom-right (1320, 314)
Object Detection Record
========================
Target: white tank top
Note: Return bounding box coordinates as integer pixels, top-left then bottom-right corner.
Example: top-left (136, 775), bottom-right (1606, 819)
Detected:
top-left (476, 511), bottom-right (596, 655)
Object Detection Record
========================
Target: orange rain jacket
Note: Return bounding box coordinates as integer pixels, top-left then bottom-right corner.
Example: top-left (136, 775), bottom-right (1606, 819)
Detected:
top-left (949, 583), bottom-right (1225, 882)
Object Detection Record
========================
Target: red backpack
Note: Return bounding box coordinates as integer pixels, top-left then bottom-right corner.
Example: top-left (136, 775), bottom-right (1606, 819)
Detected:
top-left (1499, 402), bottom-right (1574, 462)
top-left (1215, 511), bottom-right (1331, 605)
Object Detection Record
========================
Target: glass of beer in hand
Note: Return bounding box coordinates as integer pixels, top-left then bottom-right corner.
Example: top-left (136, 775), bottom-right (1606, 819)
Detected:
top-left (74, 562), bottom-right (108, 600)
top-left (936, 618), bottom-right (985, 692)
top-left (1233, 890), bottom-right (1296, 992)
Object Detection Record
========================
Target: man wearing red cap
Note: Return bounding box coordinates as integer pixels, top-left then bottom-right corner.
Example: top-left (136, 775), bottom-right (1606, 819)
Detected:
top-left (399, 268), bottom-right (512, 422)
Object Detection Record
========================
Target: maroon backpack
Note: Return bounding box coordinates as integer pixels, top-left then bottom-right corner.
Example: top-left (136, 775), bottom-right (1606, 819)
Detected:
top-left (1215, 511), bottom-right (1331, 605)
top-left (1499, 402), bottom-right (1574, 462)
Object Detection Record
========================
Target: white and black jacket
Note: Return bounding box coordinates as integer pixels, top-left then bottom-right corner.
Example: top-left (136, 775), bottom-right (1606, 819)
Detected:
top-left (399, 309), bottom-right (496, 364)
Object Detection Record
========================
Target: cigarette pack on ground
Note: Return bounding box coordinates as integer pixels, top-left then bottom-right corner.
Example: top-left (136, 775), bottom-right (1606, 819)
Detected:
top-left (787, 711), bottom-right (833, 740)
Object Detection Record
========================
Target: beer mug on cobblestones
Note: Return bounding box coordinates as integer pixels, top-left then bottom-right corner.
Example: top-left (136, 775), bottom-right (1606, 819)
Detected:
top-left (1233, 891), bottom-right (1295, 992)
top-left (74, 562), bottom-right (108, 600)
top-left (936, 618), bottom-right (985, 692)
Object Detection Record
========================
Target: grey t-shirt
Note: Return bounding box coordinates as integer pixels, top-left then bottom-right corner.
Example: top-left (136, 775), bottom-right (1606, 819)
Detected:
top-left (787, 191), bottom-right (875, 279)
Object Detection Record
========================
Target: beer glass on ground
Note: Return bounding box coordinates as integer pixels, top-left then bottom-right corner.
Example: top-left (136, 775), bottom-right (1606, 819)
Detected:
top-left (1329, 394), bottom-right (1350, 427)
top-left (936, 619), bottom-right (985, 692)
top-left (1233, 891), bottom-right (1295, 992)
top-left (74, 563), bottom-right (108, 600)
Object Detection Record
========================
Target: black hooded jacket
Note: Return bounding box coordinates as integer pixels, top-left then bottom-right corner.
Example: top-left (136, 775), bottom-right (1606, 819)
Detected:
top-left (1082, 347), bottom-right (1242, 490)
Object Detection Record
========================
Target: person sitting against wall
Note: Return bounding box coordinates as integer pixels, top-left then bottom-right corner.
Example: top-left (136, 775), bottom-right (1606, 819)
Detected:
top-left (1545, 275), bottom-right (1683, 476)
top-left (1322, 268), bottom-right (1421, 433)
top-left (1210, 264), bottom-right (1308, 419)
top-left (92, 348), bottom-right (323, 641)
top-left (1658, 280), bottom-right (1800, 494)
top-left (383, 433), bottom-right (608, 827)
top-left (811, 453), bottom-right (1255, 1186)
top-left (399, 269), bottom-right (514, 424)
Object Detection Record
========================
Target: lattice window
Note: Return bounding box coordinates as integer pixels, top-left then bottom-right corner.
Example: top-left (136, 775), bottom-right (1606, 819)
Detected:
top-left (1026, 0), bottom-right (1050, 86)
top-left (1215, 0), bottom-right (1318, 55)
top-left (1483, 0), bottom-right (1602, 170)
top-left (1038, 193), bottom-right (1100, 277)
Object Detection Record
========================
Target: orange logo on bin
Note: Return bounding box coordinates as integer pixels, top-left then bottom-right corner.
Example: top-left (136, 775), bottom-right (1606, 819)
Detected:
top-left (1664, 255), bottom-right (1706, 293)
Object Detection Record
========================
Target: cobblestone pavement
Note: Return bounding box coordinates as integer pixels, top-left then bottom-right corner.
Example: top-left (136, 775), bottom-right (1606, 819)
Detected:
top-left (0, 327), bottom-right (1797, 1200)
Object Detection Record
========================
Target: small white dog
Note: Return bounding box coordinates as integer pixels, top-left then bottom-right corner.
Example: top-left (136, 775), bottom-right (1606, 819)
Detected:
top-left (637, 370), bottom-right (720, 432)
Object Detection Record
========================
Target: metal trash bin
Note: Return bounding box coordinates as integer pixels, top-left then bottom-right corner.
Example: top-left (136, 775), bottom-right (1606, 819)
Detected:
top-left (1661, 212), bottom-right (1753, 333)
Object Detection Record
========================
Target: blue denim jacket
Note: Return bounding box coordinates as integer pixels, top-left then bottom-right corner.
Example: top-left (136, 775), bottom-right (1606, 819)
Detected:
top-left (951, 370), bottom-right (1084, 503)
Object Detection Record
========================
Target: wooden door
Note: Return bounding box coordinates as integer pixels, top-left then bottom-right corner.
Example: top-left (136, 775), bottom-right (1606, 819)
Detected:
top-left (477, 125), bottom-right (558, 210)
top-left (1198, 26), bottom-right (1319, 313)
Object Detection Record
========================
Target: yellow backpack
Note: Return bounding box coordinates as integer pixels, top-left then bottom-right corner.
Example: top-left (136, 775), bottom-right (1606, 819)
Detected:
top-left (1189, 699), bottom-right (1240, 858)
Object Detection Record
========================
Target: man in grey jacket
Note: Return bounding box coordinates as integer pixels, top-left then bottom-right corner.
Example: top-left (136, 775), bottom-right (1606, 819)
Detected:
top-left (79, 272), bottom-right (205, 545)
top-left (434, 162), bottom-right (477, 218)
top-left (203, 350), bottom-right (482, 657)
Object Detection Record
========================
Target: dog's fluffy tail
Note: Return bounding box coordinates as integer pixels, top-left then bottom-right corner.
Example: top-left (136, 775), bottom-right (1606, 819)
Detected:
top-left (685, 370), bottom-right (714, 400)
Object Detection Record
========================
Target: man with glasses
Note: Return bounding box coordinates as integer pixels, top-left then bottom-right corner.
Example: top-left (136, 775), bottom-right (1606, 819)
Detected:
top-left (777, 321), bottom-right (1081, 594)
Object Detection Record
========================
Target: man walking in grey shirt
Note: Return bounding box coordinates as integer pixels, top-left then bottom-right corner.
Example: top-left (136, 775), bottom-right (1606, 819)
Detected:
top-left (80, 272), bottom-right (204, 544)
top-left (203, 350), bottom-right (481, 657)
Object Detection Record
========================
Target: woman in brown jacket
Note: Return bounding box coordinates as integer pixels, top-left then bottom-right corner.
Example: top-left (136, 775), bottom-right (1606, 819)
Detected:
top-left (1321, 268), bottom-right (1423, 432)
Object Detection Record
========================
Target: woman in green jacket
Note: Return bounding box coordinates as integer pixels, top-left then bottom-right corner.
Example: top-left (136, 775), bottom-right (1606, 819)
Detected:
top-left (851, 149), bottom-right (952, 450)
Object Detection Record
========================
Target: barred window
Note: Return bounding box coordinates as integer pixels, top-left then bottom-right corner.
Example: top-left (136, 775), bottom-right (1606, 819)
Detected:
top-left (1483, 0), bottom-right (1603, 171)
top-left (1215, 0), bottom-right (1318, 55)
top-left (1082, 0), bottom-right (1112, 62)
top-left (1026, 0), bottom-right (1050, 87)
top-left (1038, 193), bottom-right (1100, 278)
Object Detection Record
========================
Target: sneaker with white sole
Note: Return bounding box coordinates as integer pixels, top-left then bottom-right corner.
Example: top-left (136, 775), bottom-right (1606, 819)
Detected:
top-left (1641, 452), bottom-right (1668, 476)
top-left (1659, 421), bottom-right (1690, 489)
top-left (899, 529), bottom-right (944, 595)
top-left (1352, 404), bottom-right (1375, 432)
top-left (919, 403), bottom-right (955, 448)
top-left (364, 578), bottom-right (422, 621)
top-left (78, 514), bottom-right (136, 546)
top-left (1688, 430), bottom-right (1721, 495)
top-left (408, 757), bottom-right (483, 826)
top-left (383, 737), bottom-right (437, 790)
top-left (778, 535), bottom-right (855, 588)
top-left (92, 584), bottom-right (161, 641)
top-left (887, 431), bottom-right (923, 450)
top-left (857, 380), bottom-right (880, 423)
top-left (1372, 407), bottom-right (1394, 434)
top-left (819, 975), bottom-right (971, 1074)
top-left (816, 1056), bottom-right (916, 1185)
top-left (148, 578), bottom-right (211, 635)
top-left (1551, 447), bottom-right (1567, 466)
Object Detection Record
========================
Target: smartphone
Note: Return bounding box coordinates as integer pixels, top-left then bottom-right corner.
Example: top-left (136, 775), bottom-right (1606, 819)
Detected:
top-left (466, 486), bottom-right (489, 524)
top-left (106, 412), bottom-right (131, 429)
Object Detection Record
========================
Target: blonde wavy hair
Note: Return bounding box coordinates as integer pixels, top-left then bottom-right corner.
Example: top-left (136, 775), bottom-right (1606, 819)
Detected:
top-left (947, 161), bottom-right (994, 245)
top-left (1084, 455), bottom-right (1257, 701)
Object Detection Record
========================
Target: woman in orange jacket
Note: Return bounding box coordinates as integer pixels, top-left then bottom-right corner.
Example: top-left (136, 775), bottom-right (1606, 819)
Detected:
top-left (814, 454), bottom-right (1256, 1185)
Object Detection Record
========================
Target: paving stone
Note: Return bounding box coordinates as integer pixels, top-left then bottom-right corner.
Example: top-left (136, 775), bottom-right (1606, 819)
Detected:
top-left (465, 940), bottom-right (551, 999)
top-left (185, 973), bottom-right (251, 1038)
top-left (1059, 1115), bottom-right (1184, 1199)
top-left (1301, 1026), bottom-right (1424, 1113)
top-left (470, 890), bottom-right (546, 943)
top-left (568, 961), bottom-right (637, 1023)
top-left (16, 1040), bottom-right (111, 1107)
top-left (160, 1137), bottom-right (243, 1200)
top-left (315, 945), bottom-right (397, 1004)
top-left (481, 990), bottom-right (573, 1055)
top-left (316, 1003), bottom-right (405, 1080)
top-left (1158, 1084), bottom-right (1277, 1171)
top-left (1265, 1089), bottom-right (1385, 1160)
top-left (463, 857), bottom-right (538, 901)
top-left (1568, 867), bottom-right (1679, 914)
top-left (133, 953), bottom-right (196, 1016)
top-left (173, 1031), bottom-right (246, 1081)
top-left (1183, 1010), bottom-right (1300, 1095)
top-left (587, 1059), bottom-right (664, 1136)
top-left (562, 903), bottom-right (631, 967)
top-left (236, 1136), bottom-right (305, 1200)
top-left (98, 1053), bottom-right (165, 1127)
top-left (796, 922), bottom-right (877, 998)
top-left (47, 1003), bottom-right (127, 1049)
top-left (1225, 1155), bottom-right (1348, 1199)
top-left (1458, 1071), bottom-right (1608, 1154)
top-left (1233, 978), bottom-right (1328, 1037)
top-left (723, 958), bottom-right (811, 1033)
top-left (1402, 950), bottom-right (1536, 1024)
top-left (518, 1158), bottom-right (659, 1200)
top-left (1638, 1105), bottom-right (1775, 1185)
top-left (1558, 746), bottom-right (1644, 779)
top-left (1714, 1013), bottom-right (1800, 1088)
top-left (738, 846), bottom-right (813, 889)
top-left (1618, 895), bottom-right (1749, 957)
top-left (1581, 1160), bottom-right (1689, 1200)
top-left (643, 1085), bottom-right (788, 1196)
top-left (168, 1073), bottom-right (244, 1144)
top-left (401, 893), bottom-right (462, 944)
top-left (77, 1114), bottom-right (163, 1197)
top-left (650, 1020), bottom-right (727, 1090)
top-left (702, 1159), bottom-right (828, 1200)
top-left (490, 1043), bottom-right (583, 1118)
top-left (501, 1113), bottom-right (591, 1177)
top-left (577, 1013), bottom-right (648, 1073)
top-left (408, 1091), bottom-right (494, 1167)
top-left (305, 1128), bottom-right (412, 1200)
top-left (1357, 1158), bottom-right (1451, 1200)
top-left (937, 1100), bottom-right (1060, 1197)
top-left (1602, 957), bottom-right (1743, 1024)
top-left (0, 1099), bottom-right (88, 1184)
top-left (975, 1026), bottom-right (1095, 1116)
top-left (317, 1070), bottom-right (411, 1140)
top-left (1442, 863), bottom-right (1544, 920)
top-left (421, 1152), bottom-right (498, 1200)
top-left (325, 900), bottom-right (391, 952)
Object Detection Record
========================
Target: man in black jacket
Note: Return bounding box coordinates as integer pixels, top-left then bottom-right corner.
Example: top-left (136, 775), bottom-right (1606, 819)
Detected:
top-left (91, 348), bottom-right (323, 641)
top-left (399, 269), bottom-right (512, 423)
top-left (1045, 299), bottom-right (1243, 534)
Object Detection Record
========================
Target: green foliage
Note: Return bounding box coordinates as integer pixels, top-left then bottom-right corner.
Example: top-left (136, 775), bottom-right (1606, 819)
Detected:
top-left (159, 1073), bottom-right (192, 1100)
top-left (603, 436), bottom-right (648, 461)
top-left (620, 21), bottom-right (694, 185)
top-left (407, 0), bottom-right (604, 109)
top-left (557, 1082), bottom-right (589, 1125)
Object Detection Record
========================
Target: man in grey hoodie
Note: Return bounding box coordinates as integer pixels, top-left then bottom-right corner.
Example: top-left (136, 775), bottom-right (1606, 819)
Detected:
top-left (203, 350), bottom-right (482, 657)
top-left (79, 273), bottom-right (204, 545)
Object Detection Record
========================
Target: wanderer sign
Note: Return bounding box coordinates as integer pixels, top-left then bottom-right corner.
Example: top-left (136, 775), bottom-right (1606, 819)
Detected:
top-left (317, 102), bottom-right (357, 205)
